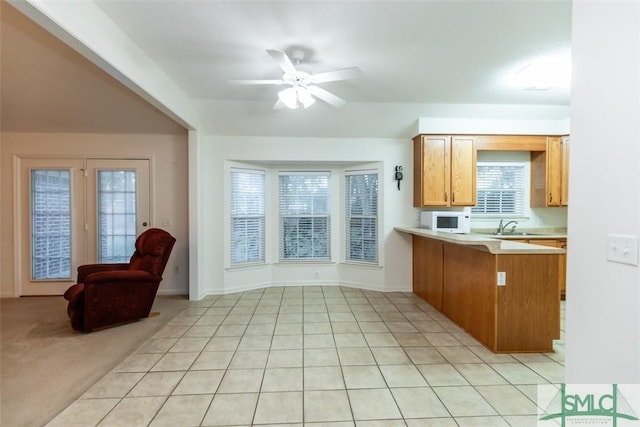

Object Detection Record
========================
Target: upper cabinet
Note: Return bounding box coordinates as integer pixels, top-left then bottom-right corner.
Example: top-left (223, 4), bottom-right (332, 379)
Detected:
top-left (413, 135), bottom-right (476, 207)
top-left (531, 136), bottom-right (570, 207)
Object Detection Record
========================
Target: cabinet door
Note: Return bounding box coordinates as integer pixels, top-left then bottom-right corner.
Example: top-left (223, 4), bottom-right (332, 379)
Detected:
top-left (546, 137), bottom-right (563, 206)
top-left (558, 240), bottom-right (567, 299)
top-left (413, 236), bottom-right (444, 311)
top-left (415, 135), bottom-right (450, 206)
top-left (561, 136), bottom-right (570, 206)
top-left (450, 136), bottom-right (476, 206)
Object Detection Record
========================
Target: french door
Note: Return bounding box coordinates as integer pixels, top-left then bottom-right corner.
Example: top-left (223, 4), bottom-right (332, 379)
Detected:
top-left (18, 158), bottom-right (150, 296)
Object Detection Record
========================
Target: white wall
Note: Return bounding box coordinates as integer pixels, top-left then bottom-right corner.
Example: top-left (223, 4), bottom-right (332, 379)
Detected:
top-left (197, 136), bottom-right (416, 296)
top-left (566, 1), bottom-right (640, 383)
top-left (0, 132), bottom-right (190, 297)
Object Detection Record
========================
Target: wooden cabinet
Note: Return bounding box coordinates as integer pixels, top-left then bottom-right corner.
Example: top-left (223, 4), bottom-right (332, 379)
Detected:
top-left (501, 238), bottom-right (567, 300)
top-left (411, 234), bottom-right (560, 353)
top-left (412, 236), bottom-right (443, 310)
top-left (413, 135), bottom-right (476, 207)
top-left (531, 136), bottom-right (570, 207)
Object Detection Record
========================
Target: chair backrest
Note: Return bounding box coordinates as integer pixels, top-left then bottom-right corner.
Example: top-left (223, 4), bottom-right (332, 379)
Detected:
top-left (128, 228), bottom-right (176, 278)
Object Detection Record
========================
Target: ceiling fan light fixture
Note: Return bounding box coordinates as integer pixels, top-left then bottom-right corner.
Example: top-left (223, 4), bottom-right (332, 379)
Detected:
top-left (278, 86), bottom-right (315, 109)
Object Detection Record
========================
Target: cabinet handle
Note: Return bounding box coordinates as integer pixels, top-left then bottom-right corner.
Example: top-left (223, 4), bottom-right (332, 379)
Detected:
top-left (549, 193), bottom-right (553, 203)
top-left (452, 192), bottom-right (455, 203)
top-left (444, 192), bottom-right (448, 202)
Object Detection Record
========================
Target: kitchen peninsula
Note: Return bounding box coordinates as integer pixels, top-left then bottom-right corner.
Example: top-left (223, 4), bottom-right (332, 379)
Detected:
top-left (397, 227), bottom-right (564, 353)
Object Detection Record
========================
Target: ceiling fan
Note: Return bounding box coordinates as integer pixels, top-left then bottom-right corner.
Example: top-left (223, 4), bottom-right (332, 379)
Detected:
top-left (229, 49), bottom-right (363, 109)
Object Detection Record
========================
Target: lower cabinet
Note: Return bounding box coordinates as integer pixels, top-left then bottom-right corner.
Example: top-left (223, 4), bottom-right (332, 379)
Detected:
top-left (510, 238), bottom-right (567, 300)
top-left (412, 235), bottom-right (561, 353)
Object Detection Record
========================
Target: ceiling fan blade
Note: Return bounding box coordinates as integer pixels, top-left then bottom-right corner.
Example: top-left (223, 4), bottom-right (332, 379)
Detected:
top-left (229, 79), bottom-right (285, 85)
top-left (273, 99), bottom-right (286, 110)
top-left (307, 85), bottom-right (347, 108)
top-left (266, 49), bottom-right (297, 74)
top-left (312, 67), bottom-right (363, 84)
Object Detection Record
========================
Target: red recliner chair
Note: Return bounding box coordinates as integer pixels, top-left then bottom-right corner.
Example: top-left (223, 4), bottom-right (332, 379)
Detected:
top-left (63, 228), bottom-right (176, 332)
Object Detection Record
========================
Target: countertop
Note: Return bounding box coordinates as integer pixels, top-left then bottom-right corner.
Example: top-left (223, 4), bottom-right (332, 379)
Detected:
top-left (395, 227), bottom-right (566, 255)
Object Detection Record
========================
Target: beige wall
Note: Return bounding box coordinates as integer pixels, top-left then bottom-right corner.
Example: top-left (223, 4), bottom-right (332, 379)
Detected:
top-left (0, 132), bottom-right (189, 297)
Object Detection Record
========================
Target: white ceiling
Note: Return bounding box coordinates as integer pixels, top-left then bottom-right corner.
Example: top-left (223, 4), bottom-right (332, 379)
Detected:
top-left (1, 0), bottom-right (572, 138)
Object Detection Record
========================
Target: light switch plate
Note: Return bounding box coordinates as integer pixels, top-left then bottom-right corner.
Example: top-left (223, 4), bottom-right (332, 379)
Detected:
top-left (497, 271), bottom-right (506, 286)
top-left (607, 234), bottom-right (639, 266)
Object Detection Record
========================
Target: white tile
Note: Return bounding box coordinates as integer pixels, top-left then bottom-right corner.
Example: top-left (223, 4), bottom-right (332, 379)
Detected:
top-left (268, 349), bottom-right (303, 368)
top-left (348, 388), bottom-right (402, 420)
top-left (418, 363), bottom-right (469, 387)
top-left (405, 347), bottom-right (447, 364)
top-left (172, 370), bottom-right (224, 395)
top-left (271, 334), bottom-right (303, 350)
top-left (304, 334), bottom-right (335, 349)
top-left (201, 393), bottom-right (258, 426)
top-left (168, 337), bottom-right (209, 353)
top-left (97, 396), bottom-right (166, 427)
top-left (304, 390), bottom-right (353, 423)
top-left (475, 385), bottom-right (538, 415)
top-left (489, 363), bottom-right (548, 385)
top-left (337, 347), bottom-right (376, 366)
top-left (228, 350), bottom-right (269, 369)
top-left (364, 333), bottom-right (399, 347)
top-left (149, 394), bottom-right (213, 427)
top-left (342, 365), bottom-right (386, 389)
top-left (453, 363), bottom-right (508, 385)
top-left (405, 418), bottom-right (458, 426)
top-left (391, 387), bottom-right (450, 418)
top-left (151, 352), bottom-right (198, 371)
top-left (304, 366), bottom-right (345, 390)
top-left (433, 386), bottom-right (496, 417)
top-left (254, 392), bottom-right (304, 424)
top-left (217, 368), bottom-right (264, 393)
top-left (190, 351), bottom-right (233, 370)
top-left (304, 348), bottom-right (340, 367)
top-left (436, 346), bottom-right (483, 364)
top-left (203, 336), bottom-right (240, 352)
top-left (379, 364), bottom-right (428, 387)
top-left (454, 416), bottom-right (510, 426)
top-left (371, 347), bottom-right (411, 365)
top-left (262, 367), bottom-right (303, 392)
top-left (128, 371), bottom-right (184, 397)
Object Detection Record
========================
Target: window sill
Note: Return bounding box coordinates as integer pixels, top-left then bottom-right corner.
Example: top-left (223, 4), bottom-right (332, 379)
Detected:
top-left (340, 262), bottom-right (383, 270)
top-left (225, 262), bottom-right (268, 272)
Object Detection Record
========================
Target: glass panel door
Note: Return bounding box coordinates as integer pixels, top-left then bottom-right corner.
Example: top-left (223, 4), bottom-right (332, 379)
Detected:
top-left (17, 157), bottom-right (151, 296)
top-left (31, 169), bottom-right (72, 279)
top-left (86, 159), bottom-right (150, 264)
top-left (97, 169), bottom-right (138, 263)
top-left (19, 158), bottom-right (85, 296)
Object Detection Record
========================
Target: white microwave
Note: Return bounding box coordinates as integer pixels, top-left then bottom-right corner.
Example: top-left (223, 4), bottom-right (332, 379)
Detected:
top-left (420, 210), bottom-right (471, 234)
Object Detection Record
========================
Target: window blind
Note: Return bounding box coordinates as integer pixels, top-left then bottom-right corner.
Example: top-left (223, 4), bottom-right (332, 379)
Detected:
top-left (278, 172), bottom-right (330, 261)
top-left (230, 168), bottom-right (265, 265)
top-left (345, 170), bottom-right (379, 264)
top-left (472, 162), bottom-right (526, 216)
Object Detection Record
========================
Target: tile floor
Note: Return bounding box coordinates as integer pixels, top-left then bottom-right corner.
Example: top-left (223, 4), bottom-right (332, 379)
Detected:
top-left (47, 286), bottom-right (565, 426)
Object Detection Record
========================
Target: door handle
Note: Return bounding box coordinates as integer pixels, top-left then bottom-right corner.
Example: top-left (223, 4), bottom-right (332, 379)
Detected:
top-left (142, 222), bottom-right (148, 227)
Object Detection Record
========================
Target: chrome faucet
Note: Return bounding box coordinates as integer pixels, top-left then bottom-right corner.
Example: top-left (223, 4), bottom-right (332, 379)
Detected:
top-left (497, 219), bottom-right (519, 234)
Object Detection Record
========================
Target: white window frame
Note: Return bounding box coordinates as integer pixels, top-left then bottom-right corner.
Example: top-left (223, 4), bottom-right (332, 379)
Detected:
top-left (472, 161), bottom-right (527, 218)
top-left (278, 171), bottom-right (331, 262)
top-left (344, 169), bottom-right (379, 265)
top-left (230, 168), bottom-right (265, 266)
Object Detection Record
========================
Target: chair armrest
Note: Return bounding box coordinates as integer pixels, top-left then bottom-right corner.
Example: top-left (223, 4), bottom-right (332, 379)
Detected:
top-left (85, 269), bottom-right (159, 284)
top-left (77, 263), bottom-right (129, 283)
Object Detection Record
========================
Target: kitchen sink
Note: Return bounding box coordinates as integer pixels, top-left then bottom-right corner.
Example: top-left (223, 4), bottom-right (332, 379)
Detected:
top-left (490, 232), bottom-right (549, 236)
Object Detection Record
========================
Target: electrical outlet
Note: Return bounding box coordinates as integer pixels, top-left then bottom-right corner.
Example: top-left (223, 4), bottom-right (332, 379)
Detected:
top-left (174, 265), bottom-right (180, 274)
top-left (497, 271), bottom-right (506, 286)
top-left (607, 234), bottom-right (639, 266)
